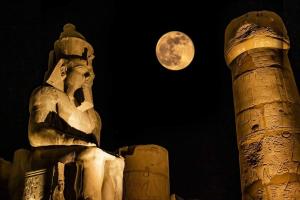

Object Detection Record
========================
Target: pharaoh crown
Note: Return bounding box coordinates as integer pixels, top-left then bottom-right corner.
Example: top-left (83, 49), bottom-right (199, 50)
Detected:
top-left (54, 23), bottom-right (94, 64)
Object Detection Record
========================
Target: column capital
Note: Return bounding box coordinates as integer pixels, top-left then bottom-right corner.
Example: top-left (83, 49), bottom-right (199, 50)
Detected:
top-left (224, 10), bottom-right (290, 66)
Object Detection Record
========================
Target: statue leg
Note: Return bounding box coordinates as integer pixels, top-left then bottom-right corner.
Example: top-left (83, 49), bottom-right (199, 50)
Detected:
top-left (102, 157), bottom-right (125, 200)
top-left (76, 147), bottom-right (108, 200)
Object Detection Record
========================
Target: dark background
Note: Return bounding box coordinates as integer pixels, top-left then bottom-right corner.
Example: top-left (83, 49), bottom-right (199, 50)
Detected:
top-left (1, 0), bottom-right (300, 199)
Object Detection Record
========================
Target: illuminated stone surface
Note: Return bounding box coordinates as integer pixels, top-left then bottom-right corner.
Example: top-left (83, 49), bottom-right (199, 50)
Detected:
top-left (3, 24), bottom-right (125, 200)
top-left (120, 145), bottom-right (170, 200)
top-left (225, 11), bottom-right (300, 199)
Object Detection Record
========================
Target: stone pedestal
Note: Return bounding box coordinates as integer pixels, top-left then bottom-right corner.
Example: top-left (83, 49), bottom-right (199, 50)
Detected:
top-left (120, 144), bottom-right (170, 200)
top-left (3, 147), bottom-right (124, 200)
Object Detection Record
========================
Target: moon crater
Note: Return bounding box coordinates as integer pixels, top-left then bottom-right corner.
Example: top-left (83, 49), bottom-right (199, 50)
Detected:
top-left (156, 31), bottom-right (194, 70)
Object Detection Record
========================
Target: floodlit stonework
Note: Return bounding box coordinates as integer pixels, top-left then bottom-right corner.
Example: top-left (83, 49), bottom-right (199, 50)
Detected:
top-left (120, 145), bottom-right (170, 200)
top-left (0, 23), bottom-right (174, 200)
top-left (225, 11), bottom-right (300, 199)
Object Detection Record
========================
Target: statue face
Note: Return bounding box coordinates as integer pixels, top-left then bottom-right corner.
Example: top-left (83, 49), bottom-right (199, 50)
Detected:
top-left (65, 66), bottom-right (87, 91)
top-left (64, 58), bottom-right (92, 92)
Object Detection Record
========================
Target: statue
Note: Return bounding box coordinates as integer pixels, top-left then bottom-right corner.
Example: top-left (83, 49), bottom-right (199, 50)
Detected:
top-left (25, 23), bottom-right (124, 200)
top-left (29, 23), bottom-right (99, 147)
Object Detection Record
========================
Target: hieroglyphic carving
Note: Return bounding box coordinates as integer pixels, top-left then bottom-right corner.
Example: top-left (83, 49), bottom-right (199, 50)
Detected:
top-left (225, 11), bottom-right (300, 199)
top-left (23, 169), bottom-right (50, 200)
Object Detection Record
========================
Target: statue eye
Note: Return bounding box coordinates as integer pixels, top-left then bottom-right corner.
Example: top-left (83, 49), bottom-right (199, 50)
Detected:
top-left (84, 72), bottom-right (90, 78)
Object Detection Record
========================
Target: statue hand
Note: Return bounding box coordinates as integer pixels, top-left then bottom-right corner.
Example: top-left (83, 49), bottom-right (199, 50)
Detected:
top-left (77, 68), bottom-right (95, 112)
top-left (82, 69), bottom-right (95, 88)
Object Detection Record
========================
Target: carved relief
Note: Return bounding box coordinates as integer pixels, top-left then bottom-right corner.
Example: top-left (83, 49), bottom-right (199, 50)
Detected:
top-left (225, 11), bottom-right (300, 199)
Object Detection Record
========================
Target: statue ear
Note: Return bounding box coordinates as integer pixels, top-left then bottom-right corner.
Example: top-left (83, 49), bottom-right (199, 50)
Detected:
top-left (46, 59), bottom-right (66, 91)
top-left (60, 64), bottom-right (67, 80)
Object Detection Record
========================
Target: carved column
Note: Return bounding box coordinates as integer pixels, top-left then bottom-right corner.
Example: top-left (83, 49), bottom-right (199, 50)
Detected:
top-left (120, 144), bottom-right (170, 200)
top-left (224, 11), bottom-right (300, 199)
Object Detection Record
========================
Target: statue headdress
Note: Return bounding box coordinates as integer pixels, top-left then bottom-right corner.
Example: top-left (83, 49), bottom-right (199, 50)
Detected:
top-left (45, 23), bottom-right (95, 91)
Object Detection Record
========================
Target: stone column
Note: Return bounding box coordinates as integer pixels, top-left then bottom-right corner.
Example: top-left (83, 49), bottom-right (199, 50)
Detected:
top-left (119, 144), bottom-right (170, 200)
top-left (224, 11), bottom-right (300, 199)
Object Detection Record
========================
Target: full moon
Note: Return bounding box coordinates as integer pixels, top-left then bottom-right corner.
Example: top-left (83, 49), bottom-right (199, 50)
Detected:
top-left (156, 31), bottom-right (195, 70)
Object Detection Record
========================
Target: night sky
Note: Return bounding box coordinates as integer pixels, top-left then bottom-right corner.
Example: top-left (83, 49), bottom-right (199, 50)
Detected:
top-left (1, 0), bottom-right (300, 199)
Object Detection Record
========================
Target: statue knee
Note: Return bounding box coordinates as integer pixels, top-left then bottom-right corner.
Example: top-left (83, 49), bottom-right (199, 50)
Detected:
top-left (76, 147), bottom-right (104, 162)
top-left (108, 157), bottom-right (125, 172)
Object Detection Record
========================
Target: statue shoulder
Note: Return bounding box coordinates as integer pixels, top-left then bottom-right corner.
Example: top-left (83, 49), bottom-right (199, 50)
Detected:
top-left (29, 86), bottom-right (61, 111)
top-left (31, 85), bottom-right (60, 96)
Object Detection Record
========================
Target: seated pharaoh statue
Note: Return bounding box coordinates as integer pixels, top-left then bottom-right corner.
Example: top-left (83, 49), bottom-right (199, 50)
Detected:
top-left (20, 23), bottom-right (124, 200)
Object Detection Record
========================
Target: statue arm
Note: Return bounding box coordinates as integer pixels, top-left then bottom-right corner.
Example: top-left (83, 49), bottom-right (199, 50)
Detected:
top-left (29, 123), bottom-right (96, 147)
top-left (87, 109), bottom-right (102, 147)
top-left (28, 87), bottom-right (96, 147)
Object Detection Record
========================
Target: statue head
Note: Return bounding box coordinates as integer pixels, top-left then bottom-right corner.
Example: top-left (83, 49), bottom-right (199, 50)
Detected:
top-left (45, 23), bottom-right (95, 111)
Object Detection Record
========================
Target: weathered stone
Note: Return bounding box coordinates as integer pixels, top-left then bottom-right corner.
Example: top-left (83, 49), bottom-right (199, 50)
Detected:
top-left (15, 23), bottom-right (125, 200)
top-left (120, 144), bottom-right (170, 200)
top-left (23, 169), bottom-right (51, 200)
top-left (9, 149), bottom-right (31, 200)
top-left (0, 158), bottom-right (11, 187)
top-left (0, 157), bottom-right (11, 199)
top-left (225, 11), bottom-right (300, 199)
